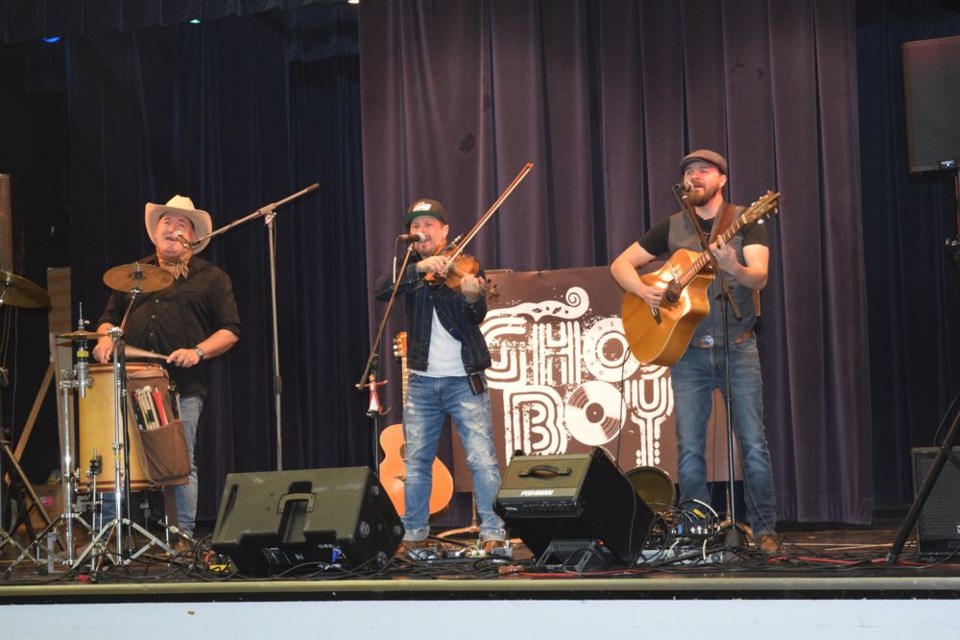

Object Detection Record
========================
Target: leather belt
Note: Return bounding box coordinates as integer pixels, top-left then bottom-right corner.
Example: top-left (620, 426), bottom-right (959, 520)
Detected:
top-left (693, 330), bottom-right (755, 349)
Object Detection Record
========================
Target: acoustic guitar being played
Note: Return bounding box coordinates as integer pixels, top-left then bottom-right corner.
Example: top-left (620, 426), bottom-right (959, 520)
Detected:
top-left (621, 190), bottom-right (781, 366)
top-left (378, 332), bottom-right (455, 516)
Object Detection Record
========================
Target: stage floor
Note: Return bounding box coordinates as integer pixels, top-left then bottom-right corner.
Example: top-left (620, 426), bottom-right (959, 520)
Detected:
top-left (2, 516), bottom-right (959, 603)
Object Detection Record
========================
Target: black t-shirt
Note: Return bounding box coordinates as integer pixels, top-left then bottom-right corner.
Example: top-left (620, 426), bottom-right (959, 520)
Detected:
top-left (638, 211), bottom-right (768, 257)
top-left (98, 255), bottom-right (241, 399)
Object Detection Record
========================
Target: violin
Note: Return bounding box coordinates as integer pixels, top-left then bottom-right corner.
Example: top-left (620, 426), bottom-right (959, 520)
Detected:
top-left (425, 246), bottom-right (481, 291)
top-left (423, 162), bottom-right (534, 295)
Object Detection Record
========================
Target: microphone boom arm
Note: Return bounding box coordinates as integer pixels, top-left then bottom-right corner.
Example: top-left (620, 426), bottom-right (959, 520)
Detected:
top-left (194, 183), bottom-right (320, 247)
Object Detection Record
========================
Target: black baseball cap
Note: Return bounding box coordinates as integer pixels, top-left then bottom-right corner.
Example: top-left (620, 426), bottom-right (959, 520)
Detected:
top-left (403, 198), bottom-right (449, 226)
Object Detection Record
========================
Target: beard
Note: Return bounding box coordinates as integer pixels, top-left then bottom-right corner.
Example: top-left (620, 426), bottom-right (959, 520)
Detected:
top-left (686, 182), bottom-right (721, 207)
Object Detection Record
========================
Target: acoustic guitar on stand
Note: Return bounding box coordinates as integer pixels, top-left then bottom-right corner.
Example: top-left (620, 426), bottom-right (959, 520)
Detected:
top-left (621, 190), bottom-right (781, 366)
top-left (378, 332), bottom-right (455, 516)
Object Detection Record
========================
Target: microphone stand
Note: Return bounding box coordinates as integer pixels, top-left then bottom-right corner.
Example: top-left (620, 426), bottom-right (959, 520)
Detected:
top-left (357, 243), bottom-right (418, 473)
top-left (671, 184), bottom-right (745, 551)
top-left (188, 184), bottom-right (319, 471)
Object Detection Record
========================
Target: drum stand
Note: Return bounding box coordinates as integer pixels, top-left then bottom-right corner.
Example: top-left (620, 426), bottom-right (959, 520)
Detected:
top-left (3, 335), bottom-right (96, 576)
top-left (71, 326), bottom-right (176, 570)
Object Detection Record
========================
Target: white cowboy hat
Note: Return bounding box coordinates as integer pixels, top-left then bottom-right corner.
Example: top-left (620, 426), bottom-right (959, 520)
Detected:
top-left (144, 195), bottom-right (213, 254)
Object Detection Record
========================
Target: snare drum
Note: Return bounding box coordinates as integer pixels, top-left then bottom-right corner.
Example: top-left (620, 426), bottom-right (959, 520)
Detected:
top-left (78, 363), bottom-right (164, 492)
top-left (624, 466), bottom-right (676, 514)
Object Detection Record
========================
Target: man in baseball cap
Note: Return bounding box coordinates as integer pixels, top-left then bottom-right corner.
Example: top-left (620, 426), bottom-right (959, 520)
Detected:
top-left (372, 196), bottom-right (508, 558)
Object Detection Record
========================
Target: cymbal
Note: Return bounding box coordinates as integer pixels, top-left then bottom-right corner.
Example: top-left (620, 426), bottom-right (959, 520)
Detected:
top-left (125, 345), bottom-right (167, 360)
top-left (103, 263), bottom-right (174, 293)
top-left (57, 329), bottom-right (106, 342)
top-left (0, 271), bottom-right (51, 308)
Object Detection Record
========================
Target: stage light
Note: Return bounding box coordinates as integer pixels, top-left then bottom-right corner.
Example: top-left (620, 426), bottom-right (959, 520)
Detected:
top-left (42, 36), bottom-right (61, 43)
top-left (189, 18), bottom-right (201, 24)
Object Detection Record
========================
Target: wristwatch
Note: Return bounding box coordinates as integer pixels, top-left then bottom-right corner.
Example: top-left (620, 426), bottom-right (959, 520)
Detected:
top-left (194, 347), bottom-right (205, 361)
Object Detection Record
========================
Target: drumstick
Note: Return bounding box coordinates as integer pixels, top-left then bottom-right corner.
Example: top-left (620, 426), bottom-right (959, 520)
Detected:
top-left (130, 397), bottom-right (147, 430)
top-left (152, 387), bottom-right (168, 426)
top-left (168, 386), bottom-right (181, 421)
top-left (125, 345), bottom-right (168, 360)
top-left (136, 387), bottom-right (158, 430)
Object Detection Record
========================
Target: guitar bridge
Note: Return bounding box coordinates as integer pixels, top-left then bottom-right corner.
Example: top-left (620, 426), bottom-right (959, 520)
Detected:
top-left (649, 306), bottom-right (661, 324)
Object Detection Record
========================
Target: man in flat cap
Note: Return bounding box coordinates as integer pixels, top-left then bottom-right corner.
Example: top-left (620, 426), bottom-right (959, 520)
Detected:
top-left (92, 195), bottom-right (241, 546)
top-left (610, 151), bottom-right (780, 555)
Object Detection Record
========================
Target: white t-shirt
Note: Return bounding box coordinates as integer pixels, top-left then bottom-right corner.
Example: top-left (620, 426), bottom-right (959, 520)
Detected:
top-left (412, 308), bottom-right (467, 378)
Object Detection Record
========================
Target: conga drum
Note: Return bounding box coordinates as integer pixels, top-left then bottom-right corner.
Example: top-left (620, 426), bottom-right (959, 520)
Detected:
top-left (78, 363), bottom-right (161, 492)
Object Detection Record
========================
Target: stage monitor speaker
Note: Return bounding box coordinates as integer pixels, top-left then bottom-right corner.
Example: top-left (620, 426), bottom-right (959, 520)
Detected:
top-left (211, 466), bottom-right (404, 576)
top-left (911, 447), bottom-right (960, 556)
top-left (494, 448), bottom-right (654, 567)
top-left (902, 34), bottom-right (960, 173)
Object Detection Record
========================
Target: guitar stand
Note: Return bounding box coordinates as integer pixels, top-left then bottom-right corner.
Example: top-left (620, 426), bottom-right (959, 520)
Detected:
top-left (437, 491), bottom-right (479, 539)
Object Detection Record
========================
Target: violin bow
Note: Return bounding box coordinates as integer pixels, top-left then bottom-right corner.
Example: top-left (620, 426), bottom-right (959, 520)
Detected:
top-left (444, 162), bottom-right (534, 262)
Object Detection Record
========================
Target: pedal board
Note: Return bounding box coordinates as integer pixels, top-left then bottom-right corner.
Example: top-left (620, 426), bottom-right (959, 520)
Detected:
top-left (636, 546), bottom-right (728, 565)
top-left (405, 543), bottom-right (514, 563)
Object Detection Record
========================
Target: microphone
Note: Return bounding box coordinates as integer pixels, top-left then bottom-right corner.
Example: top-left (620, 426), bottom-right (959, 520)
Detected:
top-left (673, 182), bottom-right (691, 193)
top-left (398, 232), bottom-right (428, 243)
top-left (173, 230), bottom-right (195, 248)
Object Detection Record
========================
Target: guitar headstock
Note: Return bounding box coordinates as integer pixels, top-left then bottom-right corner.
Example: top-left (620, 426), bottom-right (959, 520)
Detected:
top-left (743, 190), bottom-right (781, 225)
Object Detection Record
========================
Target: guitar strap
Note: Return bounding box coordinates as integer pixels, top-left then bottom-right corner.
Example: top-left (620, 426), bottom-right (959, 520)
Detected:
top-left (711, 201), bottom-right (762, 316)
top-left (709, 202), bottom-right (740, 241)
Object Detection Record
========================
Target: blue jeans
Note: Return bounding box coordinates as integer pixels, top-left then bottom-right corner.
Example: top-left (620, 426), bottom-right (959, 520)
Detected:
top-left (173, 396), bottom-right (202, 537)
top-left (402, 373), bottom-right (506, 542)
top-left (670, 337), bottom-right (777, 536)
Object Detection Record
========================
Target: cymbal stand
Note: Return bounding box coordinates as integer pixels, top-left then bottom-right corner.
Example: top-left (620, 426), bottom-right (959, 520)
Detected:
top-left (71, 296), bottom-right (175, 570)
top-left (3, 329), bottom-right (96, 575)
top-left (1, 359), bottom-right (28, 558)
top-left (0, 437), bottom-right (31, 560)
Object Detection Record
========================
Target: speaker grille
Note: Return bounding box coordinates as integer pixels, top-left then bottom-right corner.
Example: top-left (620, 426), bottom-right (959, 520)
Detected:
top-left (912, 447), bottom-right (960, 556)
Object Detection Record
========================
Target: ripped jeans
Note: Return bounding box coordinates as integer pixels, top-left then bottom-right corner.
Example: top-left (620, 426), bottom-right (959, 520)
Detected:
top-left (401, 372), bottom-right (506, 542)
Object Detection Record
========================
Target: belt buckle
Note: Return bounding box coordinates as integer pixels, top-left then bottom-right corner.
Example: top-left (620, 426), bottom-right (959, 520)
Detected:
top-left (696, 334), bottom-right (715, 349)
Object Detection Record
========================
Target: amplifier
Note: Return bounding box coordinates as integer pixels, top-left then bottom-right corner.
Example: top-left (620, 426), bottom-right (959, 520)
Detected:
top-left (911, 447), bottom-right (960, 556)
top-left (495, 448), bottom-right (654, 565)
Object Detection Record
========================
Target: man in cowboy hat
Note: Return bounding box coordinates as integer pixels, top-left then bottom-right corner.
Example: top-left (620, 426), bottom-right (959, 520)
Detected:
top-left (92, 195), bottom-right (241, 543)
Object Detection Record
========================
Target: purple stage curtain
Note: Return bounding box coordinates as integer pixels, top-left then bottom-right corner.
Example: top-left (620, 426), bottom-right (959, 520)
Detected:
top-left (359, 0), bottom-right (872, 523)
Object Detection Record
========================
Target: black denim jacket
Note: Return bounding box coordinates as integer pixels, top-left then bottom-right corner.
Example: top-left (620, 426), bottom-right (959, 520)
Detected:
top-left (373, 258), bottom-right (491, 374)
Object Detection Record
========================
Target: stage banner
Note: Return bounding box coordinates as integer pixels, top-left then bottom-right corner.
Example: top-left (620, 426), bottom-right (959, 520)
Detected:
top-left (481, 266), bottom-right (735, 483)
